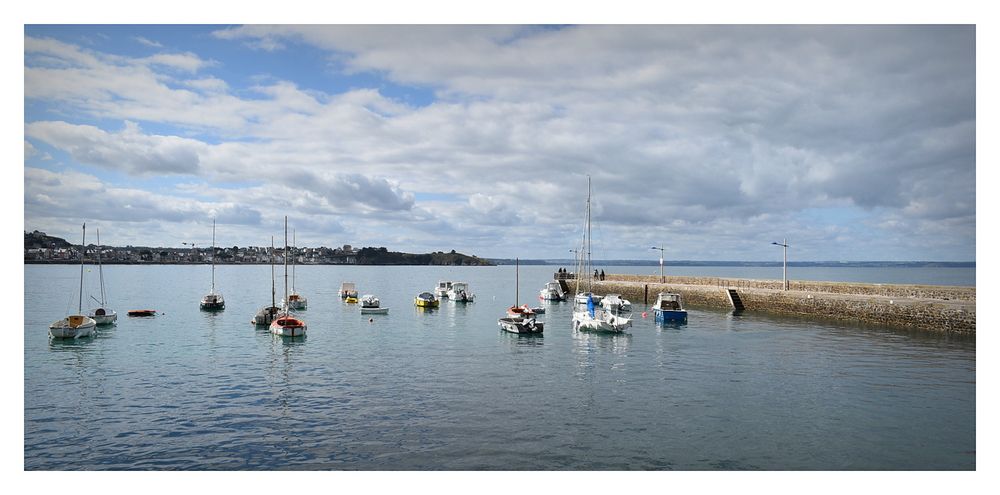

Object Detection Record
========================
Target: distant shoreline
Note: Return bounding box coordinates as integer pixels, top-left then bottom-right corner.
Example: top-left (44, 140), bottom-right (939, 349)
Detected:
top-left (25, 260), bottom-right (975, 268)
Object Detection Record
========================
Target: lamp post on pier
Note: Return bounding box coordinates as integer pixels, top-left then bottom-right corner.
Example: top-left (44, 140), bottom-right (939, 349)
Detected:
top-left (771, 239), bottom-right (788, 290)
top-left (650, 246), bottom-right (665, 283)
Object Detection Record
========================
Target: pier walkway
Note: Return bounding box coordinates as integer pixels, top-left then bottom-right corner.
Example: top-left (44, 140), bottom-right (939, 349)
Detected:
top-left (582, 274), bottom-right (975, 334)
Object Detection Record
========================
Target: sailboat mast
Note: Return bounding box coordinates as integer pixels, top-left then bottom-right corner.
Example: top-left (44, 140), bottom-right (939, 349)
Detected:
top-left (97, 227), bottom-right (106, 306)
top-left (79, 223), bottom-right (86, 314)
top-left (515, 257), bottom-right (519, 306)
top-left (271, 236), bottom-right (276, 310)
top-left (586, 176), bottom-right (592, 291)
top-left (211, 219), bottom-right (216, 292)
top-left (283, 216), bottom-right (289, 311)
top-left (292, 229), bottom-right (296, 292)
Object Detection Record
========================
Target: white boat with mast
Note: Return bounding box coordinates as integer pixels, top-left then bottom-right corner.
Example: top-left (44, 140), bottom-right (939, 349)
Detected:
top-left (252, 236), bottom-right (281, 326)
top-left (199, 219), bottom-right (225, 311)
top-left (49, 224), bottom-right (97, 339)
top-left (571, 177), bottom-right (631, 332)
top-left (88, 227), bottom-right (117, 325)
top-left (498, 258), bottom-right (543, 334)
top-left (283, 229), bottom-right (307, 310)
top-left (271, 216), bottom-right (307, 337)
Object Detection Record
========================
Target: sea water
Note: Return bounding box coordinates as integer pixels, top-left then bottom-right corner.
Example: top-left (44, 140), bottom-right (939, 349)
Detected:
top-left (24, 264), bottom-right (975, 470)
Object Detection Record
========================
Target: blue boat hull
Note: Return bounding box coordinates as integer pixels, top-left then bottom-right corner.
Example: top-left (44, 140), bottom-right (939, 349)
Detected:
top-left (654, 309), bottom-right (687, 323)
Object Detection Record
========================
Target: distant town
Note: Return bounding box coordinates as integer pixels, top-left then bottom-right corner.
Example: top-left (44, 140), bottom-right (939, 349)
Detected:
top-left (23, 230), bottom-right (492, 266)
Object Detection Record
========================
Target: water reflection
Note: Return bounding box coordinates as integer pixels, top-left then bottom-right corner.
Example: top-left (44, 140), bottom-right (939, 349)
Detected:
top-left (499, 330), bottom-right (544, 349)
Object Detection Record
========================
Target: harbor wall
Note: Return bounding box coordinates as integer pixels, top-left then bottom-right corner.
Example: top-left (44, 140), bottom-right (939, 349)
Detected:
top-left (586, 276), bottom-right (976, 334)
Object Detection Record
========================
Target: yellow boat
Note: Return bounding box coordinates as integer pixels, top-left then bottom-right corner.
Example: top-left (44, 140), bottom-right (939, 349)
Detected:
top-left (345, 296), bottom-right (358, 304)
top-left (414, 291), bottom-right (439, 308)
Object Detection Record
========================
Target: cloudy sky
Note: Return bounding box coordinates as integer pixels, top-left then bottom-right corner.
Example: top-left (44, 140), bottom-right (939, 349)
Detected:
top-left (23, 25), bottom-right (975, 261)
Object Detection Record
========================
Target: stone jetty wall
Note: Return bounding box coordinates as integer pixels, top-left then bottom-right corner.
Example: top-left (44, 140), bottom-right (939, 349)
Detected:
top-left (585, 276), bottom-right (976, 334)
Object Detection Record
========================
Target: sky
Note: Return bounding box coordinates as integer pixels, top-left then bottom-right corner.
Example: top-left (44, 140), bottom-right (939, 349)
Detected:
top-left (22, 24), bottom-right (976, 261)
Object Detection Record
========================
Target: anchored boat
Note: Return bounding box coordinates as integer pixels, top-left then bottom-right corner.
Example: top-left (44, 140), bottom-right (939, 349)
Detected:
top-left (252, 236), bottom-right (280, 326)
top-left (651, 292), bottom-right (688, 323)
top-left (49, 224), bottom-right (97, 339)
top-left (360, 295), bottom-right (389, 314)
top-left (447, 282), bottom-right (475, 302)
top-left (414, 291), bottom-right (439, 308)
top-left (270, 216), bottom-right (307, 337)
top-left (339, 282), bottom-right (358, 300)
top-left (571, 177), bottom-right (631, 333)
top-left (434, 281), bottom-right (452, 299)
top-left (283, 229), bottom-right (307, 310)
top-left (88, 227), bottom-right (117, 325)
top-left (539, 281), bottom-right (565, 302)
top-left (199, 219), bottom-right (225, 311)
top-left (498, 258), bottom-right (543, 334)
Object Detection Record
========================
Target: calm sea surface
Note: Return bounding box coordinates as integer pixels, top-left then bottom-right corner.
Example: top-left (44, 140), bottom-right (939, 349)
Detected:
top-left (24, 264), bottom-right (975, 470)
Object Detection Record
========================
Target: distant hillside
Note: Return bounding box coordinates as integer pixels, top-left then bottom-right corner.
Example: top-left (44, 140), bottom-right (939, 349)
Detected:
top-left (356, 247), bottom-right (492, 266)
top-left (24, 230), bottom-right (73, 249)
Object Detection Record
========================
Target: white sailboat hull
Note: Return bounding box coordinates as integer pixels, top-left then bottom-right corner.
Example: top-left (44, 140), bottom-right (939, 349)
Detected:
top-left (572, 309), bottom-right (631, 333)
top-left (90, 309), bottom-right (117, 326)
top-left (49, 316), bottom-right (97, 339)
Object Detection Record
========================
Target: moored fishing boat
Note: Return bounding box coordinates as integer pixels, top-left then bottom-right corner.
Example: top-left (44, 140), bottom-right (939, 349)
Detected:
top-left (651, 292), bottom-right (688, 323)
top-left (414, 291), bottom-right (439, 308)
top-left (447, 282), bottom-right (475, 302)
top-left (434, 281), bottom-right (452, 298)
top-left (360, 294), bottom-right (389, 314)
top-left (50, 224), bottom-right (97, 339)
top-left (539, 281), bottom-right (565, 301)
top-left (339, 282), bottom-right (358, 300)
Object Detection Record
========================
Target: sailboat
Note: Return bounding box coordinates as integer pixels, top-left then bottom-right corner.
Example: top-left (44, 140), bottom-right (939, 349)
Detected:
top-left (199, 219), bottom-right (225, 310)
top-left (252, 236), bottom-right (280, 326)
top-left (498, 258), bottom-right (543, 334)
top-left (49, 224), bottom-right (97, 338)
top-left (88, 228), bottom-right (117, 325)
top-left (571, 177), bottom-right (631, 333)
top-left (271, 216), bottom-right (307, 337)
top-left (283, 229), bottom-right (307, 310)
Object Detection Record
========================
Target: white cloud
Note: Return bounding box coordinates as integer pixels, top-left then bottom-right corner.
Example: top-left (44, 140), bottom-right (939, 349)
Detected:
top-left (26, 121), bottom-right (205, 175)
top-left (134, 36), bottom-right (163, 48)
top-left (23, 26), bottom-right (976, 260)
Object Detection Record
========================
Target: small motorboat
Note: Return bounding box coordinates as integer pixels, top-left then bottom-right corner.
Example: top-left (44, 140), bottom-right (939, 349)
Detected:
top-left (345, 295), bottom-right (359, 304)
top-left (127, 309), bottom-right (157, 317)
top-left (651, 292), bottom-right (688, 323)
top-left (414, 291), bottom-right (439, 308)
top-left (434, 281), bottom-right (452, 299)
top-left (600, 293), bottom-right (632, 315)
top-left (360, 294), bottom-right (389, 314)
top-left (447, 282), bottom-right (475, 302)
top-left (498, 316), bottom-right (544, 334)
top-left (339, 282), bottom-right (358, 300)
top-left (539, 281), bottom-right (565, 301)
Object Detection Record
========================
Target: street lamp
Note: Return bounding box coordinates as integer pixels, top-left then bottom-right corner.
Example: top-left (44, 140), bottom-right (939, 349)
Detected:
top-left (650, 246), bottom-right (665, 282)
top-left (771, 239), bottom-right (788, 290)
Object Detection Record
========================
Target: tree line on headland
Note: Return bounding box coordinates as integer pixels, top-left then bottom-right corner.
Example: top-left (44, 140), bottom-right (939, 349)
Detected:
top-left (24, 230), bottom-right (492, 266)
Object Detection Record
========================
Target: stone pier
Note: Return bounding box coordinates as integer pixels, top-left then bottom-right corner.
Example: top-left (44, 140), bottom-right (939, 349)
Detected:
top-left (581, 274), bottom-right (975, 334)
